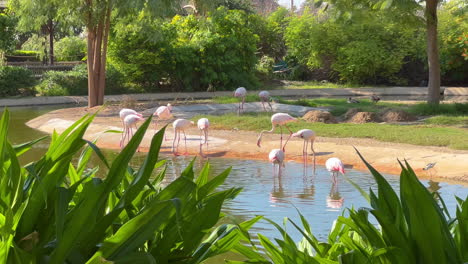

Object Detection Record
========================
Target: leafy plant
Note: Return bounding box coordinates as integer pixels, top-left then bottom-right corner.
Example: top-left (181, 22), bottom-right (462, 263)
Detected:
top-left (0, 108), bottom-right (257, 263)
top-left (54, 36), bottom-right (86, 61)
top-left (0, 66), bottom-right (36, 97)
top-left (230, 150), bottom-right (468, 263)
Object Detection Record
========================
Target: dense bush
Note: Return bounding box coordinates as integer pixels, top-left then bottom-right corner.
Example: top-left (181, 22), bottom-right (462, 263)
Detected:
top-left (0, 110), bottom-right (255, 263)
top-left (110, 7), bottom-right (259, 92)
top-left (285, 10), bottom-right (418, 84)
top-left (0, 66), bottom-right (36, 97)
top-left (54, 36), bottom-right (86, 61)
top-left (439, 0), bottom-right (468, 85)
top-left (36, 64), bottom-right (128, 96)
top-left (0, 13), bottom-right (17, 53)
top-left (6, 50), bottom-right (41, 62)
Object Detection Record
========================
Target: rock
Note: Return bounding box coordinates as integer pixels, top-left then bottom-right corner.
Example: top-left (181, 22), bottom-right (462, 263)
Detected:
top-left (302, 110), bottom-right (337, 124)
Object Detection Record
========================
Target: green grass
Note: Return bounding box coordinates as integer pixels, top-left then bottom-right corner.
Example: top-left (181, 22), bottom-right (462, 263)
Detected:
top-left (424, 116), bottom-right (468, 126)
top-left (213, 94), bottom-right (260, 104)
top-left (192, 112), bottom-right (468, 150)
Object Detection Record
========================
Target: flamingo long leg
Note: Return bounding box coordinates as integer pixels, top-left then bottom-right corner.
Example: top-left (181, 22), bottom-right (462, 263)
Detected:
top-left (242, 96), bottom-right (245, 110)
top-left (121, 126), bottom-right (127, 149)
top-left (205, 129), bottom-right (209, 153)
top-left (311, 140), bottom-right (316, 173)
top-left (280, 126), bottom-right (283, 149)
top-left (267, 101), bottom-right (273, 111)
top-left (172, 129), bottom-right (178, 155)
top-left (183, 130), bottom-right (187, 154)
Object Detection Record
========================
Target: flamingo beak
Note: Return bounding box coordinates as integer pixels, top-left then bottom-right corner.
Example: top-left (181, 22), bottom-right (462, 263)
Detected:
top-left (257, 139), bottom-right (261, 148)
top-left (340, 167), bottom-right (345, 174)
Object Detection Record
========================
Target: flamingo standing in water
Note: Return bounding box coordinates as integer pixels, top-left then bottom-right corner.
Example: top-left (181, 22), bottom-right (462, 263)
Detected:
top-left (121, 114), bottom-right (144, 149)
top-left (172, 119), bottom-right (194, 156)
top-left (257, 113), bottom-right (296, 152)
top-left (153, 103), bottom-right (173, 139)
top-left (325, 157), bottom-right (345, 185)
top-left (292, 129), bottom-right (317, 173)
top-left (197, 118), bottom-right (210, 157)
top-left (269, 148), bottom-right (285, 176)
top-left (119, 109), bottom-right (142, 148)
top-left (259, 90), bottom-right (272, 111)
top-left (234, 87), bottom-right (247, 113)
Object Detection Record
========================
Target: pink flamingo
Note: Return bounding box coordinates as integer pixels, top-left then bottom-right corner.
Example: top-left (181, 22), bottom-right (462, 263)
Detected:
top-left (172, 119), bottom-right (194, 156)
top-left (325, 157), bottom-right (345, 185)
top-left (257, 113), bottom-right (297, 152)
top-left (119, 108), bottom-right (142, 148)
top-left (259, 90), bottom-right (272, 111)
top-left (153, 103), bottom-right (173, 139)
top-left (234, 87), bottom-right (247, 113)
top-left (292, 129), bottom-right (317, 172)
top-left (121, 114), bottom-right (144, 149)
top-left (197, 118), bottom-right (210, 157)
top-left (269, 148), bottom-right (285, 176)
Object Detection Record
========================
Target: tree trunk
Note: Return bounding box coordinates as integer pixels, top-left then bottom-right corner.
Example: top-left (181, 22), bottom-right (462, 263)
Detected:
top-left (87, 29), bottom-right (98, 108)
top-left (97, 7), bottom-right (112, 105)
top-left (48, 19), bottom-right (54, 65)
top-left (426, 0), bottom-right (441, 105)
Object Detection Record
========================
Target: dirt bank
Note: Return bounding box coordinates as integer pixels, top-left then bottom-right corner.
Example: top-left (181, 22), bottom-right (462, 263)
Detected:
top-left (26, 106), bottom-right (468, 184)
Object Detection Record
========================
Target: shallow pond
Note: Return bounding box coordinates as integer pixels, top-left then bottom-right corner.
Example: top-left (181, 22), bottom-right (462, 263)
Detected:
top-left (3, 106), bottom-right (468, 244)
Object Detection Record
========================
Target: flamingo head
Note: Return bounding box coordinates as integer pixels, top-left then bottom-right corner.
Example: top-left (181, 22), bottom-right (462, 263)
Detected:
top-left (136, 113), bottom-right (143, 118)
top-left (167, 103), bottom-right (172, 111)
top-left (337, 166), bottom-right (345, 175)
top-left (190, 121), bottom-right (195, 125)
top-left (291, 131), bottom-right (302, 138)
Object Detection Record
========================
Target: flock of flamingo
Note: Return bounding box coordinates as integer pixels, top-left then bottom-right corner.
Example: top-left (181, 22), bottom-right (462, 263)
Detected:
top-left (118, 87), bottom-right (345, 182)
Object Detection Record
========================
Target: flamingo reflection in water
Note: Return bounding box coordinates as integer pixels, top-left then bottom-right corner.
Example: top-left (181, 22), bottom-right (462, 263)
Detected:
top-left (327, 182), bottom-right (344, 209)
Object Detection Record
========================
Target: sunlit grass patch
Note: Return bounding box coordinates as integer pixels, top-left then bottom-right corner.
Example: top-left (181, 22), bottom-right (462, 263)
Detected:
top-left (212, 94), bottom-right (260, 104)
top-left (424, 116), bottom-right (468, 126)
top-left (193, 113), bottom-right (468, 150)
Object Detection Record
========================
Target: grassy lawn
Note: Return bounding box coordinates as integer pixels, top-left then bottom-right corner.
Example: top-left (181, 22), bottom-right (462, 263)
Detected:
top-left (192, 112), bottom-right (468, 150)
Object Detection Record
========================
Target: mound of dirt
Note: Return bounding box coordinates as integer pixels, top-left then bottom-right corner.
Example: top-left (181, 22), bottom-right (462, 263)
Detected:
top-left (381, 109), bottom-right (417, 122)
top-left (344, 108), bottom-right (361, 120)
top-left (348, 112), bottom-right (381, 123)
top-left (303, 110), bottom-right (337, 124)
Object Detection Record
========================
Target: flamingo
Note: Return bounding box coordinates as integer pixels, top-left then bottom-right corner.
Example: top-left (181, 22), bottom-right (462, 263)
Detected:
top-left (121, 114), bottom-right (144, 149)
top-left (172, 119), bottom-right (194, 156)
top-left (119, 108), bottom-right (142, 148)
top-left (325, 157), bottom-right (345, 185)
top-left (269, 148), bottom-right (285, 176)
top-left (257, 113), bottom-right (297, 152)
top-left (153, 103), bottom-right (173, 139)
top-left (292, 129), bottom-right (316, 172)
top-left (197, 118), bottom-right (210, 157)
top-left (234, 87), bottom-right (247, 113)
top-left (259, 90), bottom-right (272, 111)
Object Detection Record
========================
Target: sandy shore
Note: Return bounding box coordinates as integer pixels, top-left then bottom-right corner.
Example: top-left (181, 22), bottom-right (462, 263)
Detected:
top-left (26, 106), bottom-right (468, 184)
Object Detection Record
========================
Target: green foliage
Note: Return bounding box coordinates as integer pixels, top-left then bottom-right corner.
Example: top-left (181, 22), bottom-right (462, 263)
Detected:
top-left (36, 64), bottom-right (128, 96)
top-left (54, 36), bottom-right (86, 61)
top-left (285, 10), bottom-right (419, 84)
top-left (232, 151), bottom-right (468, 263)
top-left (438, 0), bottom-right (468, 84)
top-left (0, 109), bottom-right (255, 263)
top-left (110, 7), bottom-right (259, 92)
top-left (0, 66), bottom-right (36, 97)
top-left (0, 13), bottom-right (17, 53)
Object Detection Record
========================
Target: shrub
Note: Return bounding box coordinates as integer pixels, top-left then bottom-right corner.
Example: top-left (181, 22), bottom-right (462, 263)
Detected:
top-left (0, 109), bottom-right (257, 263)
top-left (36, 64), bottom-right (128, 96)
top-left (0, 13), bottom-right (17, 53)
top-left (0, 66), bottom-right (36, 97)
top-left (110, 7), bottom-right (259, 92)
top-left (54, 36), bottom-right (86, 61)
top-left (6, 50), bottom-right (41, 62)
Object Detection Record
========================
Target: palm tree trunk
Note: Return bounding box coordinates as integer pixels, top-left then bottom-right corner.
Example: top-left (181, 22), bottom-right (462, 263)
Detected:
top-left (97, 6), bottom-right (111, 105)
top-left (426, 0), bottom-right (441, 105)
